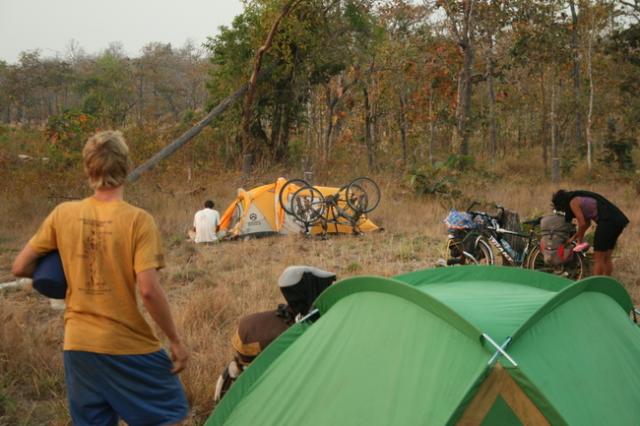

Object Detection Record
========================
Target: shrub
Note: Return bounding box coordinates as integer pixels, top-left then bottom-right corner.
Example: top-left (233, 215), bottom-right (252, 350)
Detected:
top-left (45, 109), bottom-right (98, 155)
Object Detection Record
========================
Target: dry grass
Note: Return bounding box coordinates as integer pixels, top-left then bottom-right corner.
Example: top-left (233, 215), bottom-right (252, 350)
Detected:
top-left (1, 171), bottom-right (638, 425)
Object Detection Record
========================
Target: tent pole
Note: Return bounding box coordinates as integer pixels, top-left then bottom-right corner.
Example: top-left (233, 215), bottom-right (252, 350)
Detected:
top-left (298, 308), bottom-right (320, 323)
top-left (482, 333), bottom-right (518, 367)
top-left (487, 336), bottom-right (512, 366)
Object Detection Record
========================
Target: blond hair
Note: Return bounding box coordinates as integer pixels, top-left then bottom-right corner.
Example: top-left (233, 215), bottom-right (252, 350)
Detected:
top-left (82, 130), bottom-right (132, 189)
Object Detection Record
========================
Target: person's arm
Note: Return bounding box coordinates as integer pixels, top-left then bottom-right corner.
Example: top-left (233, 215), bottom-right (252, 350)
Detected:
top-left (137, 268), bottom-right (189, 373)
top-left (15, 207), bottom-right (58, 277)
top-left (569, 198), bottom-right (591, 243)
top-left (12, 244), bottom-right (40, 278)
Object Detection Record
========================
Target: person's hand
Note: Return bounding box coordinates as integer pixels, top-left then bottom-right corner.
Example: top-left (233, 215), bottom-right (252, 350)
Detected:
top-left (169, 339), bottom-right (189, 374)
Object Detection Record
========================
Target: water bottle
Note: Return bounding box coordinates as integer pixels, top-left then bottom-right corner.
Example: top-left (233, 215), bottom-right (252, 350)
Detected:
top-left (500, 238), bottom-right (517, 260)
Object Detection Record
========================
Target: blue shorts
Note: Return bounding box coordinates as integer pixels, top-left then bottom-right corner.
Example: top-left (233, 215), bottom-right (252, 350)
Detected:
top-left (63, 350), bottom-right (189, 426)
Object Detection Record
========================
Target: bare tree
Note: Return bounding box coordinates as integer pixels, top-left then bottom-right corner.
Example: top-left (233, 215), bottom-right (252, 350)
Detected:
top-left (441, 0), bottom-right (476, 157)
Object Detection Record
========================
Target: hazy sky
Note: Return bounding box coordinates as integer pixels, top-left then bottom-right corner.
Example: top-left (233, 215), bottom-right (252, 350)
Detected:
top-left (0, 0), bottom-right (245, 63)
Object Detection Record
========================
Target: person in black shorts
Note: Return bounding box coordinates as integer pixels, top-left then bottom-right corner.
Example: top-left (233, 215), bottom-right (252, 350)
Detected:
top-left (552, 190), bottom-right (629, 276)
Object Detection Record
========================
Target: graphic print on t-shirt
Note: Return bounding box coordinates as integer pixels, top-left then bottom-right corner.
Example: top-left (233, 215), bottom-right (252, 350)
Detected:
top-left (79, 218), bottom-right (112, 295)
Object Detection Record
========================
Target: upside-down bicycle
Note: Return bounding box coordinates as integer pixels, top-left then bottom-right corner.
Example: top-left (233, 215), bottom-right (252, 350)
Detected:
top-left (278, 177), bottom-right (381, 235)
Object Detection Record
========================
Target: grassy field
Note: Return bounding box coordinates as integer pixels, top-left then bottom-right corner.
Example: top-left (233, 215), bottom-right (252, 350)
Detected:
top-left (1, 171), bottom-right (638, 425)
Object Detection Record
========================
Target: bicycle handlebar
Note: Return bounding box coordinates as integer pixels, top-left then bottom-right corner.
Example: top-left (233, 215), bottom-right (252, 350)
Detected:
top-left (466, 201), bottom-right (504, 219)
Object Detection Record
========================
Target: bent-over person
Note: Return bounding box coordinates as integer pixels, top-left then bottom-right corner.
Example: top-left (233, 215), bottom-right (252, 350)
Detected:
top-left (551, 189), bottom-right (629, 276)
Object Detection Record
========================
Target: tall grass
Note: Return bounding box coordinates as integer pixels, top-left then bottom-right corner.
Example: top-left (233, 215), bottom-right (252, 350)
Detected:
top-left (1, 169), bottom-right (638, 425)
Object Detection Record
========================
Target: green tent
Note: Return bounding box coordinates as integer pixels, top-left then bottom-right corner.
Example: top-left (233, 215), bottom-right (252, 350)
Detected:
top-left (207, 266), bottom-right (640, 425)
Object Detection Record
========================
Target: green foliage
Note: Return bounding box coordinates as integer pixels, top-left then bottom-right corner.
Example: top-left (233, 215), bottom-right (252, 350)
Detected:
top-left (443, 154), bottom-right (475, 171)
top-left (181, 109), bottom-right (196, 125)
top-left (204, 0), bottom-right (380, 163)
top-left (408, 165), bottom-right (461, 199)
top-left (45, 109), bottom-right (97, 154)
top-left (78, 51), bottom-right (135, 126)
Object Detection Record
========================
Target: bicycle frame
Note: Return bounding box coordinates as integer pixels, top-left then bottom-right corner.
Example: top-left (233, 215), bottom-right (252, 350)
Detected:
top-left (320, 193), bottom-right (363, 235)
top-left (483, 226), bottom-right (537, 267)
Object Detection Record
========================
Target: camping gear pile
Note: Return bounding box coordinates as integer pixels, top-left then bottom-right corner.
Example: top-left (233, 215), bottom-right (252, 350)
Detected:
top-left (444, 209), bottom-right (482, 261)
top-left (208, 266), bottom-right (640, 425)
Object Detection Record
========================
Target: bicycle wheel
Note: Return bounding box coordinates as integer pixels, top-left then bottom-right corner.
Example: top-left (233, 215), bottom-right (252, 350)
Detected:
top-left (463, 237), bottom-right (494, 265)
top-left (346, 177), bottom-right (380, 214)
top-left (526, 246), bottom-right (549, 272)
top-left (526, 246), bottom-right (587, 280)
top-left (278, 179), bottom-right (310, 215)
top-left (562, 252), bottom-right (588, 280)
top-left (291, 186), bottom-right (325, 225)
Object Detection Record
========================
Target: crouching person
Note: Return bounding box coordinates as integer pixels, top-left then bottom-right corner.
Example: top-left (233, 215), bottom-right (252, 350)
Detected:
top-left (214, 266), bottom-right (336, 402)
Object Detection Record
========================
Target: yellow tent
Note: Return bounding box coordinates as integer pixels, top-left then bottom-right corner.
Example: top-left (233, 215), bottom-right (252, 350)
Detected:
top-left (219, 178), bottom-right (379, 239)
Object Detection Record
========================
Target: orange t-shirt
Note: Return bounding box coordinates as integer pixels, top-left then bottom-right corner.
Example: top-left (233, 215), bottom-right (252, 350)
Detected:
top-left (29, 197), bottom-right (164, 355)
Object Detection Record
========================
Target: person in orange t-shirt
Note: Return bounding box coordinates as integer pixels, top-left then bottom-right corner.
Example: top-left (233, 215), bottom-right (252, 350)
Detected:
top-left (12, 130), bottom-right (189, 425)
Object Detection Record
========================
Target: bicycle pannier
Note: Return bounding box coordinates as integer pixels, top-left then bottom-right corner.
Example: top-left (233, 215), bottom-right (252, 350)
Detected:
top-left (540, 214), bottom-right (575, 266)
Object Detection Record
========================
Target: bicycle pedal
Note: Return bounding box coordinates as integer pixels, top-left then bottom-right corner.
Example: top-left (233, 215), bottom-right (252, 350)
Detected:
top-left (446, 258), bottom-right (463, 266)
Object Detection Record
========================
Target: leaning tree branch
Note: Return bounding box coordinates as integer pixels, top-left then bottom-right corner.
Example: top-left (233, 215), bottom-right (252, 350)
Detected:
top-left (242, 0), bottom-right (305, 156)
top-left (127, 83), bottom-right (248, 183)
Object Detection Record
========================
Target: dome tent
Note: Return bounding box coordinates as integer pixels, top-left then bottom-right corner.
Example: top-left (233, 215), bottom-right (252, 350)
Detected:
top-left (207, 266), bottom-right (640, 425)
top-left (218, 177), bottom-right (379, 239)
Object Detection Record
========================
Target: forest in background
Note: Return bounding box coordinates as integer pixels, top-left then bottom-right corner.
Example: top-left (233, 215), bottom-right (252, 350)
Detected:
top-left (1, 0), bottom-right (639, 188)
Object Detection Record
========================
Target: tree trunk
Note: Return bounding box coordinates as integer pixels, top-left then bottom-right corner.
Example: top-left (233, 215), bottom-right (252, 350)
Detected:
top-left (363, 86), bottom-right (375, 171)
top-left (398, 91), bottom-right (408, 168)
top-left (448, 1), bottom-right (475, 157)
top-left (569, 0), bottom-right (583, 148)
top-left (457, 41), bottom-right (474, 156)
top-left (323, 85), bottom-right (336, 167)
top-left (486, 35), bottom-right (497, 159)
top-left (429, 85), bottom-right (435, 166)
top-left (540, 69), bottom-right (548, 168)
top-left (137, 74), bottom-right (144, 125)
top-left (586, 6), bottom-right (594, 171)
top-left (303, 99), bottom-right (313, 171)
top-left (551, 70), bottom-right (559, 183)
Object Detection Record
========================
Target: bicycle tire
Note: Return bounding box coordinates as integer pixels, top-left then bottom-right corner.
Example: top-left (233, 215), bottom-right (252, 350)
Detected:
top-left (346, 177), bottom-right (380, 214)
top-left (526, 246), bottom-right (587, 280)
top-left (291, 186), bottom-right (325, 225)
top-left (278, 179), bottom-right (311, 215)
top-left (463, 237), bottom-right (494, 265)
